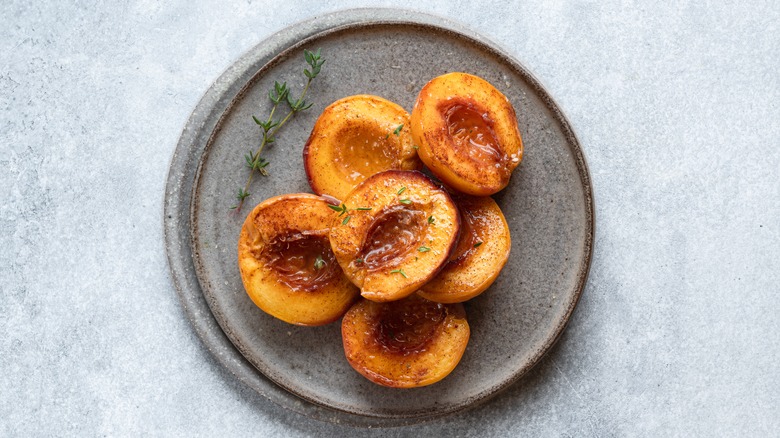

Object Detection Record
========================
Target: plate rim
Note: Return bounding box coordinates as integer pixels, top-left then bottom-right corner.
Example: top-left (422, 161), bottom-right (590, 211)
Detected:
top-left (165, 7), bottom-right (594, 427)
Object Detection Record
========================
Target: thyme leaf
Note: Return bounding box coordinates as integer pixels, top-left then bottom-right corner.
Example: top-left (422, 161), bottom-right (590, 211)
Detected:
top-left (390, 268), bottom-right (407, 278)
top-left (314, 255), bottom-right (326, 270)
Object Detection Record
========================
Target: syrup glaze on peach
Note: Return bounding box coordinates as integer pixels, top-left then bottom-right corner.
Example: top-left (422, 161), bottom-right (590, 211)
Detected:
top-left (372, 295), bottom-right (446, 356)
top-left (257, 231), bottom-right (338, 291)
top-left (445, 201), bottom-right (483, 267)
top-left (411, 72), bottom-right (524, 196)
top-left (359, 205), bottom-right (427, 270)
top-left (303, 95), bottom-right (421, 202)
top-left (332, 125), bottom-right (399, 185)
top-left (238, 193), bottom-right (360, 326)
top-left (443, 100), bottom-right (503, 165)
top-left (328, 170), bottom-right (460, 302)
top-left (418, 195), bottom-right (511, 304)
top-left (341, 294), bottom-right (470, 388)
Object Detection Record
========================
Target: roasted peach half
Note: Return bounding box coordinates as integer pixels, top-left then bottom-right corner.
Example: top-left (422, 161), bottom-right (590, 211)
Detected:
top-left (303, 95), bottom-right (421, 202)
top-left (328, 170), bottom-right (459, 302)
top-left (237, 193), bottom-right (359, 326)
top-left (410, 72), bottom-right (524, 196)
top-left (342, 294), bottom-right (470, 388)
top-left (418, 195), bottom-right (511, 303)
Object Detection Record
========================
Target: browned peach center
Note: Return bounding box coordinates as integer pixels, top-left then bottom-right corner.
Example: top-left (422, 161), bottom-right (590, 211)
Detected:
top-left (447, 208), bottom-right (481, 267)
top-left (260, 232), bottom-right (338, 291)
top-left (333, 127), bottom-right (397, 184)
top-left (442, 101), bottom-right (503, 165)
top-left (360, 205), bottom-right (426, 270)
top-left (373, 299), bottom-right (446, 355)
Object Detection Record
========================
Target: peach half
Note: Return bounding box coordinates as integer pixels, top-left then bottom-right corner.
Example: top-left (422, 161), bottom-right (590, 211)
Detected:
top-left (303, 94), bottom-right (421, 202)
top-left (237, 194), bottom-right (359, 326)
top-left (410, 72), bottom-right (523, 196)
top-left (328, 170), bottom-right (459, 302)
top-left (342, 294), bottom-right (470, 388)
top-left (418, 195), bottom-right (511, 303)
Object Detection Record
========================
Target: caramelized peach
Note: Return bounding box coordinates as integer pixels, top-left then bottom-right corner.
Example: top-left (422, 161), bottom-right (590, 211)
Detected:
top-left (237, 194), bottom-right (359, 326)
top-left (303, 95), bottom-right (421, 202)
top-left (418, 195), bottom-right (511, 303)
top-left (410, 72), bottom-right (524, 196)
top-left (342, 294), bottom-right (470, 388)
top-left (328, 170), bottom-right (459, 302)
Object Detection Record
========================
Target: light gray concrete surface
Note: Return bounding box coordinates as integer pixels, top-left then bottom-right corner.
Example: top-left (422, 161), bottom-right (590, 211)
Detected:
top-left (1, 1), bottom-right (778, 436)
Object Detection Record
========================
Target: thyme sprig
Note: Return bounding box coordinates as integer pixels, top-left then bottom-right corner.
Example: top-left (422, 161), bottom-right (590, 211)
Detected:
top-left (231, 49), bottom-right (326, 211)
top-left (329, 203), bottom-right (372, 225)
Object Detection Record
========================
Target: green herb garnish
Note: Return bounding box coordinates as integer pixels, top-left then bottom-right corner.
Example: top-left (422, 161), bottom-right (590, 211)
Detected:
top-left (328, 203), bottom-right (349, 216)
top-left (390, 268), bottom-right (407, 278)
top-left (232, 49), bottom-right (325, 212)
top-left (329, 203), bottom-right (371, 217)
top-left (230, 188), bottom-right (251, 209)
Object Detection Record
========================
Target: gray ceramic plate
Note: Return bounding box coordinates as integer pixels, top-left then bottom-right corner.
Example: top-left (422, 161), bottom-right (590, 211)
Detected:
top-left (165, 8), bottom-right (593, 426)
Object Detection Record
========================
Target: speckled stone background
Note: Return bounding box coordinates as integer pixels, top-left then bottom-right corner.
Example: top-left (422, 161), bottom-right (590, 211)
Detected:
top-left (2, 1), bottom-right (778, 436)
